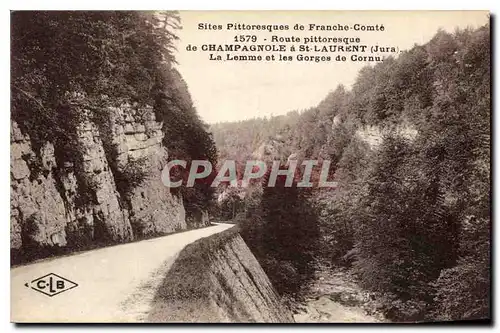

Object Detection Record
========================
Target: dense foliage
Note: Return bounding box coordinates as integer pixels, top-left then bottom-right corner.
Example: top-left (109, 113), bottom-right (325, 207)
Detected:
top-left (240, 167), bottom-right (320, 302)
top-left (214, 25), bottom-right (490, 321)
top-left (155, 68), bottom-right (218, 215)
top-left (11, 11), bottom-right (217, 217)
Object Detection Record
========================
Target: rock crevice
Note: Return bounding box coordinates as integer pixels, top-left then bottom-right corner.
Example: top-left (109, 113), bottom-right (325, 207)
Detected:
top-left (10, 103), bottom-right (206, 263)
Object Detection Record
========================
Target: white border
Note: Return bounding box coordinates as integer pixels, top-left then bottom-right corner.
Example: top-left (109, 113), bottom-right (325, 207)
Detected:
top-left (1, 1), bottom-right (497, 332)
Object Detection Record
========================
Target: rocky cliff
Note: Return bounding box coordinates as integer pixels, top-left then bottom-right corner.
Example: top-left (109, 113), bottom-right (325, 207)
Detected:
top-left (11, 103), bottom-right (208, 263)
top-left (147, 227), bottom-right (294, 323)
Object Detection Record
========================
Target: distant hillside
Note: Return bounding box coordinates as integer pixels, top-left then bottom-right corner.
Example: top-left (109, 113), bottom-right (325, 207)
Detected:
top-left (216, 24), bottom-right (491, 322)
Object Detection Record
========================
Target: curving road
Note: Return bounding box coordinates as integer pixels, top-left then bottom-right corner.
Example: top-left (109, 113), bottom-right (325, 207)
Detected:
top-left (11, 223), bottom-right (233, 323)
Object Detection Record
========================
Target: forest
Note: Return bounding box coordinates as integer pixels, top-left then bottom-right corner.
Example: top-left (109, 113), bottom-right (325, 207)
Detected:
top-left (211, 24), bottom-right (490, 322)
top-left (11, 11), bottom-right (218, 222)
top-left (10, 11), bottom-right (490, 322)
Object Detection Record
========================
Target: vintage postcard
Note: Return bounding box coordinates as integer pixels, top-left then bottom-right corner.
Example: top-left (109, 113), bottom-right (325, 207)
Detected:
top-left (10, 10), bottom-right (490, 323)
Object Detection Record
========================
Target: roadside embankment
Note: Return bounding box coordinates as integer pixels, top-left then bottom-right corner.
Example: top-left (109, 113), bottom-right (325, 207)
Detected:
top-left (147, 226), bottom-right (294, 323)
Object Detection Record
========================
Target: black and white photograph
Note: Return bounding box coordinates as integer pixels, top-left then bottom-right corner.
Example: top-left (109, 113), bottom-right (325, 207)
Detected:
top-left (9, 9), bottom-right (491, 324)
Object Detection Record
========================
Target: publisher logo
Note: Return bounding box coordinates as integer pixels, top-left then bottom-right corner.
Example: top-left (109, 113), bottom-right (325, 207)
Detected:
top-left (25, 273), bottom-right (78, 297)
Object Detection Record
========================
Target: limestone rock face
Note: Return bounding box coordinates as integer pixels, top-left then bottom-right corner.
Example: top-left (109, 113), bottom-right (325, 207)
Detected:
top-left (11, 103), bottom-right (187, 260)
top-left (10, 123), bottom-right (68, 250)
top-left (252, 137), bottom-right (286, 162)
top-left (355, 124), bottom-right (418, 149)
top-left (185, 209), bottom-right (211, 229)
top-left (148, 231), bottom-right (294, 323)
top-left (104, 104), bottom-right (186, 235)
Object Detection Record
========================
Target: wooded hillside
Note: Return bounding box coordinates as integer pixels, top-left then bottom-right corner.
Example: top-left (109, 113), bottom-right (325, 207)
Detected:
top-left (212, 25), bottom-right (490, 322)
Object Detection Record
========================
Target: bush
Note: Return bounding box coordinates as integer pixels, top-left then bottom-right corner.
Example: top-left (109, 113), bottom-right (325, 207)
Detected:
top-left (114, 157), bottom-right (150, 197)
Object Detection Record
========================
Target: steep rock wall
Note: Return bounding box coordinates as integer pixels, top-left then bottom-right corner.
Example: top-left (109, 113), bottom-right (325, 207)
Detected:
top-left (147, 228), bottom-right (294, 323)
top-left (102, 104), bottom-right (187, 235)
top-left (10, 103), bottom-right (195, 262)
top-left (355, 124), bottom-right (418, 149)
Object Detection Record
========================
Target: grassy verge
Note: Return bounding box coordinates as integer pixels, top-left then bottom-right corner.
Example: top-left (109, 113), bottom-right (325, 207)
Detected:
top-left (147, 225), bottom-right (240, 322)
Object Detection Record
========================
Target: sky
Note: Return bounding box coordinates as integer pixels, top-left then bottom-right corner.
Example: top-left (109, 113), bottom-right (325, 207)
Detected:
top-left (174, 11), bottom-right (489, 124)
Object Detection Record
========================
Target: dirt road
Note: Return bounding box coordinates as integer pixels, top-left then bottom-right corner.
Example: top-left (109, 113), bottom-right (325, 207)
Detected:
top-left (11, 223), bottom-right (234, 323)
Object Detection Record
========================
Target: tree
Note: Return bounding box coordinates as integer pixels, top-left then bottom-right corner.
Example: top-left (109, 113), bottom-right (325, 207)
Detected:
top-left (213, 24), bottom-right (491, 321)
top-left (11, 11), bottom-right (218, 225)
top-left (241, 165), bottom-right (321, 300)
